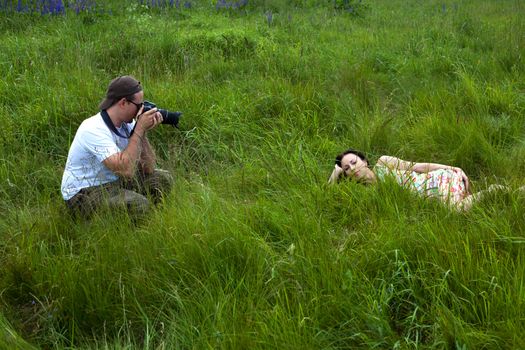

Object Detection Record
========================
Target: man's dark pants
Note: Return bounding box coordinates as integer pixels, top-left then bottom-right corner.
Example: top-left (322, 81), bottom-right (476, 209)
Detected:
top-left (66, 169), bottom-right (173, 218)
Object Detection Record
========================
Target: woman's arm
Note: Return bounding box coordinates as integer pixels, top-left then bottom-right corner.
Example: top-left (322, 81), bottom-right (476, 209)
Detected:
top-left (378, 155), bottom-right (457, 173)
top-left (376, 156), bottom-right (414, 170)
top-left (377, 155), bottom-right (470, 193)
top-left (328, 165), bottom-right (344, 184)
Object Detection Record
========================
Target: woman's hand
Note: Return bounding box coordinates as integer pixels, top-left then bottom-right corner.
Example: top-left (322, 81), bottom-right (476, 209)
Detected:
top-left (452, 167), bottom-right (471, 194)
top-left (328, 164), bottom-right (344, 184)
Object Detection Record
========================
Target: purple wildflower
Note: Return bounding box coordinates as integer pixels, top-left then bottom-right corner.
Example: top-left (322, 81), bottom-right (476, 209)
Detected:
top-left (265, 10), bottom-right (272, 26)
top-left (216, 0), bottom-right (227, 10)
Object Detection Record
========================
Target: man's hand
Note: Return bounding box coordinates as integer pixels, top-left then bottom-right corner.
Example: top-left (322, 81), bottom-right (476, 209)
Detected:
top-left (135, 107), bottom-right (163, 135)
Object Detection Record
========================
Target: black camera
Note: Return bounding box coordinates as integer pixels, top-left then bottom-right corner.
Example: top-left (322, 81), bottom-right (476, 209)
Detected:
top-left (143, 101), bottom-right (182, 127)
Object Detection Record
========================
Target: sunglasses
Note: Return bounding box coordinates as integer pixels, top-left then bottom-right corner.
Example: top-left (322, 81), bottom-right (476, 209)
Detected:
top-left (126, 99), bottom-right (144, 113)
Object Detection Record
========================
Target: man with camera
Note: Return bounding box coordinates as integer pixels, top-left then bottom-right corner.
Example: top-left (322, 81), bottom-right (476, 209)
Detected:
top-left (61, 75), bottom-right (176, 218)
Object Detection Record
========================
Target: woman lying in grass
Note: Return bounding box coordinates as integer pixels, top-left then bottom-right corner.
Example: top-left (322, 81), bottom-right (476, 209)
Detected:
top-left (328, 149), bottom-right (520, 211)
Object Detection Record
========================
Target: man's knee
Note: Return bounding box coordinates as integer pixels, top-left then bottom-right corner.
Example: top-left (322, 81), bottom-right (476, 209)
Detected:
top-left (142, 169), bottom-right (173, 200)
top-left (66, 183), bottom-right (151, 219)
top-left (108, 189), bottom-right (150, 216)
top-left (153, 169), bottom-right (173, 190)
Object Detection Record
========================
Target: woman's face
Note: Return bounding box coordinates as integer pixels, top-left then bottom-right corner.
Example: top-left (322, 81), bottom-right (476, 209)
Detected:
top-left (340, 153), bottom-right (373, 182)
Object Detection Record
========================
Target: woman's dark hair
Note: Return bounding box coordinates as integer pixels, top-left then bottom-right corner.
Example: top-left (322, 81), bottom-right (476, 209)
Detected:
top-left (335, 149), bottom-right (368, 167)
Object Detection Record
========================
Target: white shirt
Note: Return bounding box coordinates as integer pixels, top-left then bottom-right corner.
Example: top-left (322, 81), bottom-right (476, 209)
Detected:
top-left (61, 112), bottom-right (135, 200)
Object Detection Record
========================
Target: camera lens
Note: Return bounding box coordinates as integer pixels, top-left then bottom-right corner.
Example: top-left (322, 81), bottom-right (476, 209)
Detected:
top-left (142, 101), bottom-right (181, 127)
top-left (160, 109), bottom-right (182, 126)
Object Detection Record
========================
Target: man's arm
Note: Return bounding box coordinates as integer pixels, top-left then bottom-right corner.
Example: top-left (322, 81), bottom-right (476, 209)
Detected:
top-left (103, 128), bottom-right (146, 178)
top-left (103, 109), bottom-right (161, 178)
top-left (139, 136), bottom-right (156, 174)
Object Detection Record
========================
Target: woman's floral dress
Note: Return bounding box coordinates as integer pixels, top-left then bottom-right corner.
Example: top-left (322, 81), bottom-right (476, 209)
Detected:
top-left (373, 163), bottom-right (468, 206)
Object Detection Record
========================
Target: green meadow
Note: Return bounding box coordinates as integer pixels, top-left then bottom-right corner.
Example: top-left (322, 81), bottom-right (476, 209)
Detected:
top-left (1, 0), bottom-right (525, 348)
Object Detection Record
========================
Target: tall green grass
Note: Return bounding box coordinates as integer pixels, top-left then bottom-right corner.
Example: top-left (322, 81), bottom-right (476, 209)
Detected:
top-left (1, 0), bottom-right (525, 348)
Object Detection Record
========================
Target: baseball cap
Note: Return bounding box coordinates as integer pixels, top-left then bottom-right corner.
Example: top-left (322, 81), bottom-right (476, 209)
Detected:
top-left (98, 75), bottom-right (143, 110)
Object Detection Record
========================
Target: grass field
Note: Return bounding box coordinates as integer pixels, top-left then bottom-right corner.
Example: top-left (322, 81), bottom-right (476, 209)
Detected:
top-left (1, 0), bottom-right (525, 348)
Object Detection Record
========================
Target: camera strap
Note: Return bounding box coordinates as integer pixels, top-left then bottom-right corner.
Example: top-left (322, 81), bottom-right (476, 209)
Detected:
top-left (100, 109), bottom-right (134, 139)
